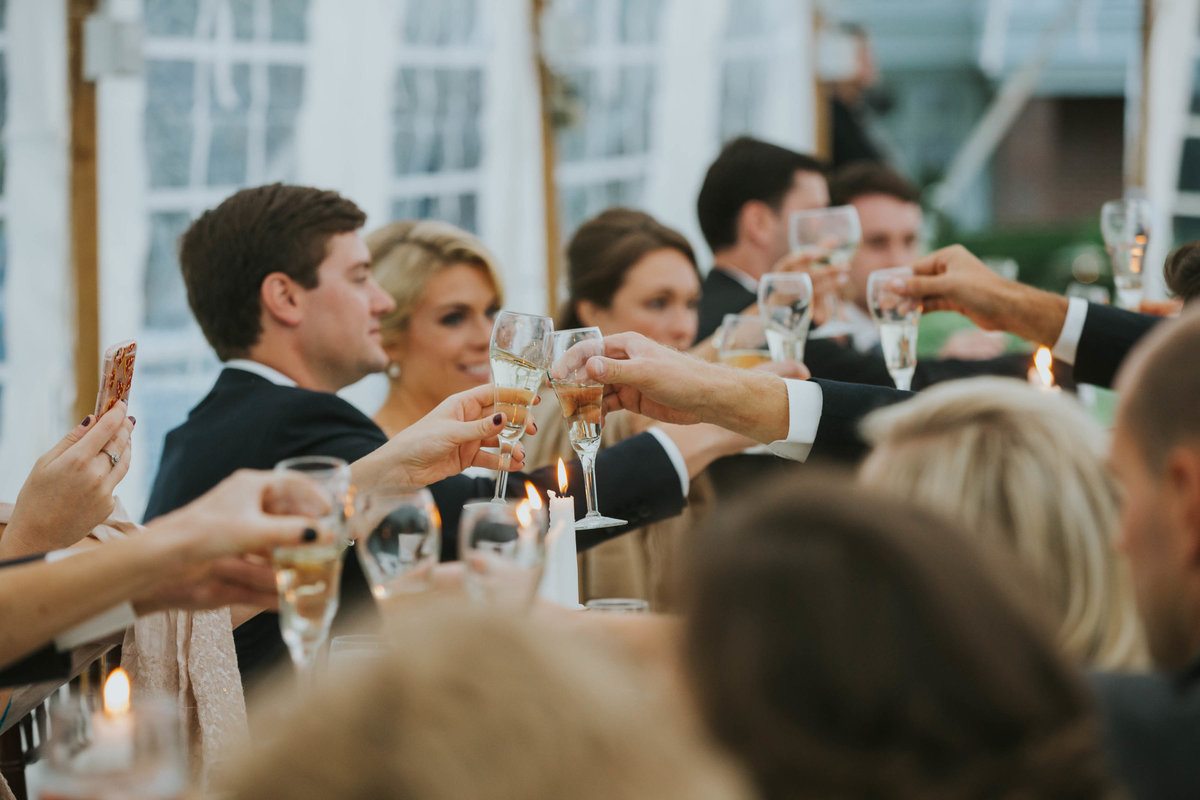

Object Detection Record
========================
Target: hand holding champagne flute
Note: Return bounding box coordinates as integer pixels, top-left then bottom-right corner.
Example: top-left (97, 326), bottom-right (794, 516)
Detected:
top-left (867, 265), bottom-right (922, 391)
top-left (789, 205), bottom-right (861, 338)
top-left (758, 272), bottom-right (814, 363)
top-left (490, 310), bottom-right (553, 502)
top-left (548, 327), bottom-right (626, 529)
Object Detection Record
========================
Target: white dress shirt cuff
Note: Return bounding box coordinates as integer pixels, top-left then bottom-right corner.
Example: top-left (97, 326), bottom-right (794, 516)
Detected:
top-left (46, 548), bottom-right (137, 650)
top-left (767, 379), bottom-right (823, 462)
top-left (645, 427), bottom-right (691, 497)
top-left (1051, 297), bottom-right (1089, 366)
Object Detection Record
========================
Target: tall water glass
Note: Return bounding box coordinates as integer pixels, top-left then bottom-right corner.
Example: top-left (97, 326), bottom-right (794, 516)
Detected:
top-left (713, 314), bottom-right (771, 368)
top-left (459, 500), bottom-right (545, 610)
top-left (352, 488), bottom-right (441, 599)
top-left (789, 205), bottom-right (861, 338)
top-left (757, 272), bottom-right (814, 363)
top-left (1100, 198), bottom-right (1152, 310)
top-left (867, 266), bottom-right (922, 391)
top-left (548, 327), bottom-right (625, 530)
top-left (490, 311), bottom-right (553, 501)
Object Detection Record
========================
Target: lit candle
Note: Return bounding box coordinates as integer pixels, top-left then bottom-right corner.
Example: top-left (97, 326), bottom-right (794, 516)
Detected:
top-left (76, 668), bottom-right (135, 772)
top-left (1027, 346), bottom-right (1060, 392)
top-left (538, 460), bottom-right (579, 608)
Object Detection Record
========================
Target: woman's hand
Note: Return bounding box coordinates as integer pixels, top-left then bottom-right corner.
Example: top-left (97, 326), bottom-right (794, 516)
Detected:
top-left (3, 405), bottom-right (134, 557)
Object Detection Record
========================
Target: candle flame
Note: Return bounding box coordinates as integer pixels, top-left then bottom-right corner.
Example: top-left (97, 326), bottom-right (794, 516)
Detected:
top-left (525, 481), bottom-right (543, 511)
top-left (557, 459), bottom-right (568, 495)
top-left (1034, 347), bottom-right (1054, 387)
top-left (103, 668), bottom-right (131, 716)
top-left (516, 499), bottom-right (533, 529)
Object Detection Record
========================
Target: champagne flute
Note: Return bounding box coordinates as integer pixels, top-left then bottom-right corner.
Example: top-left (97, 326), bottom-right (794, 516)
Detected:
top-left (548, 327), bottom-right (626, 530)
top-left (459, 499), bottom-right (545, 609)
top-left (352, 488), bottom-right (441, 600)
top-left (713, 313), bottom-right (771, 368)
top-left (867, 266), bottom-right (922, 391)
top-left (757, 272), bottom-right (814, 363)
top-left (789, 205), bottom-right (861, 338)
top-left (1101, 198), bottom-right (1152, 310)
top-left (490, 310), bottom-right (553, 502)
top-left (275, 455), bottom-right (353, 544)
top-left (272, 515), bottom-right (344, 680)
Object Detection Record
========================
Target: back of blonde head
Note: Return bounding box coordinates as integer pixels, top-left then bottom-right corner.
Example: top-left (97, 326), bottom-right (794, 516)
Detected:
top-left (860, 377), bottom-right (1145, 670)
top-left (223, 605), bottom-right (748, 800)
top-left (366, 219), bottom-right (503, 346)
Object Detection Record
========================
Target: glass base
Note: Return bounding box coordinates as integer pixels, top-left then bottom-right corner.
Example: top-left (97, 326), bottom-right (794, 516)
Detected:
top-left (575, 514), bottom-right (627, 530)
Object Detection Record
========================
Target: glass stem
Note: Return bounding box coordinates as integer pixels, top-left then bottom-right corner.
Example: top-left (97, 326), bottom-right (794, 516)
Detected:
top-left (580, 448), bottom-right (600, 517)
top-left (493, 436), bottom-right (515, 500)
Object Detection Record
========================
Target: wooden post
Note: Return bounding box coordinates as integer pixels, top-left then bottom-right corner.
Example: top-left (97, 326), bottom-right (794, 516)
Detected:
top-left (812, 7), bottom-right (832, 162)
top-left (1131, 0), bottom-right (1154, 190)
top-left (531, 0), bottom-right (563, 316)
top-left (68, 0), bottom-right (100, 423)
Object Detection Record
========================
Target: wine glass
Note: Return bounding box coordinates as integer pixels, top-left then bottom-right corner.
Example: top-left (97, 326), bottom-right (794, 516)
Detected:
top-left (352, 488), bottom-right (441, 600)
top-left (789, 205), bottom-right (861, 338)
top-left (272, 514), bottom-right (344, 680)
top-left (713, 314), bottom-right (771, 368)
top-left (1101, 198), bottom-right (1152, 310)
top-left (275, 455), bottom-right (353, 544)
top-left (459, 499), bottom-right (545, 609)
top-left (490, 310), bottom-right (554, 502)
top-left (548, 328), bottom-right (626, 530)
top-left (866, 266), bottom-right (922, 391)
top-left (757, 272), bottom-right (814, 363)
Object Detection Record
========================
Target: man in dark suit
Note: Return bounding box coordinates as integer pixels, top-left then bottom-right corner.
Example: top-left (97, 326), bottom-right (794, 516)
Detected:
top-left (144, 184), bottom-right (689, 687)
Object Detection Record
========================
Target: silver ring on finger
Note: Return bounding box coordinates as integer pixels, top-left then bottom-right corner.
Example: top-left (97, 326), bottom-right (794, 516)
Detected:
top-left (101, 448), bottom-right (120, 468)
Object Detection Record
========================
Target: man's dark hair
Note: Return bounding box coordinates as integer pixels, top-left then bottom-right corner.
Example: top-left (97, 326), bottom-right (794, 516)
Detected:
top-left (696, 136), bottom-right (825, 252)
top-left (1163, 241), bottom-right (1200, 305)
top-left (829, 161), bottom-right (920, 207)
top-left (179, 183), bottom-right (366, 360)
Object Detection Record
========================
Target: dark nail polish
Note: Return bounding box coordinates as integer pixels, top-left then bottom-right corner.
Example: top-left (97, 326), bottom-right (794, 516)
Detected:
top-left (128, 416), bottom-right (136, 426)
top-left (492, 413), bottom-right (502, 425)
top-left (301, 527), bottom-right (317, 543)
top-left (81, 416), bottom-right (92, 427)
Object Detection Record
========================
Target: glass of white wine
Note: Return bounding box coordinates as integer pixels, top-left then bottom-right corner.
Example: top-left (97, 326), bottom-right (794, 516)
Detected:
top-left (490, 310), bottom-right (554, 502)
top-left (272, 516), bottom-right (344, 680)
top-left (1100, 198), bottom-right (1152, 310)
top-left (866, 266), bottom-right (922, 391)
top-left (459, 499), bottom-right (545, 610)
top-left (757, 272), bottom-right (814, 363)
top-left (352, 487), bottom-right (441, 600)
top-left (548, 327), bottom-right (625, 530)
top-left (789, 205), bottom-right (861, 338)
top-left (713, 313), bottom-right (771, 368)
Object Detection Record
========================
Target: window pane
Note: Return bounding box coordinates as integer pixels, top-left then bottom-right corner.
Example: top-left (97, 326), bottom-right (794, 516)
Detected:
top-left (145, 0), bottom-right (199, 37)
top-left (143, 212), bottom-right (194, 330)
top-left (270, 0), bottom-right (307, 42)
top-left (145, 60), bottom-right (196, 188)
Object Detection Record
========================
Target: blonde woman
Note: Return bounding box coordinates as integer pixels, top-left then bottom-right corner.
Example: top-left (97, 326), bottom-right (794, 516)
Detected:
top-left (366, 220), bottom-right (504, 437)
top-left (858, 377), bottom-right (1146, 670)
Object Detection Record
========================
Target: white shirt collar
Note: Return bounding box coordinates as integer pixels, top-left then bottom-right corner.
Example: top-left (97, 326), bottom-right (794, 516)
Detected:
top-left (713, 265), bottom-right (760, 294)
top-left (224, 359), bottom-right (298, 388)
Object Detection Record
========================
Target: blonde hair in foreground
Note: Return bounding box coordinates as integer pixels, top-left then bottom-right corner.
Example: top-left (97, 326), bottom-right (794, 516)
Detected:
top-left (221, 605), bottom-right (749, 800)
top-left (859, 377), bottom-right (1146, 670)
top-left (366, 219), bottom-right (504, 347)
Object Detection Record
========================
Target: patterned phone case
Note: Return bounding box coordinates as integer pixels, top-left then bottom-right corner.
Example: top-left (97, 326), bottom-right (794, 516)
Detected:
top-left (95, 340), bottom-right (137, 417)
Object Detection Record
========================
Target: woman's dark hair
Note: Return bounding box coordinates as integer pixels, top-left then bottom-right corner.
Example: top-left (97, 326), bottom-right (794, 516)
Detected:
top-left (558, 208), bottom-right (699, 329)
top-left (683, 472), bottom-right (1119, 800)
top-left (1163, 241), bottom-right (1200, 304)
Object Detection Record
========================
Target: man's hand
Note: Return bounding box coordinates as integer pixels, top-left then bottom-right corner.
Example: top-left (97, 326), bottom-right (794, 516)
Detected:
top-left (356, 383), bottom-right (534, 490)
top-left (902, 245), bottom-right (1069, 346)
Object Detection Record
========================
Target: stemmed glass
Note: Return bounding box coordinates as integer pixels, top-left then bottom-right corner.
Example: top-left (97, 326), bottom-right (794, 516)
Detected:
top-left (1101, 198), bottom-right (1152, 310)
top-left (757, 272), bottom-right (814, 363)
top-left (548, 327), bottom-right (625, 530)
top-left (352, 487), bottom-right (441, 600)
top-left (789, 205), bottom-right (861, 338)
top-left (459, 499), bottom-right (545, 609)
top-left (275, 455), bottom-right (353, 544)
top-left (271, 514), bottom-right (344, 681)
top-left (490, 310), bottom-right (553, 501)
top-left (713, 313), bottom-right (771, 368)
top-left (867, 266), bottom-right (922, 391)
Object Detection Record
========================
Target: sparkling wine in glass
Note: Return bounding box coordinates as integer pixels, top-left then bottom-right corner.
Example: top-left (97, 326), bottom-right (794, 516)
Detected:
top-left (353, 488), bottom-right (441, 599)
top-left (713, 314), bottom-right (771, 368)
top-left (490, 311), bottom-right (553, 502)
top-left (789, 205), bottom-right (861, 338)
top-left (548, 327), bottom-right (625, 530)
top-left (459, 499), bottom-right (545, 609)
top-left (867, 266), bottom-right (922, 391)
top-left (273, 524), bottom-right (344, 678)
top-left (1101, 198), bottom-right (1152, 310)
top-left (757, 272), bottom-right (814, 363)
top-left (275, 455), bottom-right (353, 544)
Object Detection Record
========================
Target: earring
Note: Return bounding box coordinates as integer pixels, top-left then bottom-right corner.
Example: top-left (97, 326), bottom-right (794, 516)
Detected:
top-left (386, 362), bottom-right (402, 379)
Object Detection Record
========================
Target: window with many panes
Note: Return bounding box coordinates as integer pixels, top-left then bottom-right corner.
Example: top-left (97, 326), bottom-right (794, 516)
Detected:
top-left (717, 0), bottom-right (776, 143)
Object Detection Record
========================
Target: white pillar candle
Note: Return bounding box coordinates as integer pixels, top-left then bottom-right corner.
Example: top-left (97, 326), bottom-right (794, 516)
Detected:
top-left (538, 482), bottom-right (579, 608)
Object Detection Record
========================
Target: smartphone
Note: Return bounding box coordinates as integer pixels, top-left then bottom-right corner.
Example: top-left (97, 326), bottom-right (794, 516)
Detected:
top-left (95, 340), bottom-right (137, 417)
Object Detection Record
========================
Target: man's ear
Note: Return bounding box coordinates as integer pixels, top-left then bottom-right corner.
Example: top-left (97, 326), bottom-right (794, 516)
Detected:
top-left (1164, 446), bottom-right (1200, 567)
top-left (738, 200), bottom-right (776, 249)
top-left (261, 272), bottom-right (304, 327)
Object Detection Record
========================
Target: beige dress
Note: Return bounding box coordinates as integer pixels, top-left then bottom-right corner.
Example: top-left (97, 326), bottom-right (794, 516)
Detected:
top-left (527, 394), bottom-right (714, 612)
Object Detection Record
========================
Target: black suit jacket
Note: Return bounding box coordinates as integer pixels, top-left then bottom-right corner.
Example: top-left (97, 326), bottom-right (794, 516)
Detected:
top-left (144, 368), bottom-right (685, 686)
top-left (1091, 658), bottom-right (1200, 800)
top-left (1074, 302), bottom-right (1162, 389)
